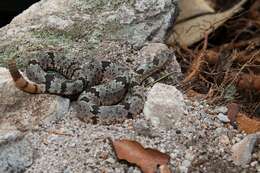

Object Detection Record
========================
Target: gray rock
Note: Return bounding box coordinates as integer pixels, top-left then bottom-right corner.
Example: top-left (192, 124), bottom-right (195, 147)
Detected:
top-left (136, 42), bottom-right (182, 84)
top-left (215, 127), bottom-right (228, 136)
top-left (133, 120), bottom-right (153, 137)
top-left (113, 0), bottom-right (179, 48)
top-left (231, 132), bottom-right (260, 166)
top-left (0, 67), bottom-right (70, 130)
top-left (143, 83), bottom-right (186, 128)
top-left (0, 138), bottom-right (34, 173)
top-left (0, 127), bottom-right (24, 145)
top-left (217, 113), bottom-right (230, 123)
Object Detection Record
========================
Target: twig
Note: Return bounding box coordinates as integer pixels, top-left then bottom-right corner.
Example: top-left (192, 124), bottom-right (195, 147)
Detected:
top-left (146, 72), bottom-right (176, 87)
top-left (182, 32), bottom-right (209, 83)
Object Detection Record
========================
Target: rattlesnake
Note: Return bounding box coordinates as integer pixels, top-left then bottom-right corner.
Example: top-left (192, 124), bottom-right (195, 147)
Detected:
top-left (8, 50), bottom-right (171, 124)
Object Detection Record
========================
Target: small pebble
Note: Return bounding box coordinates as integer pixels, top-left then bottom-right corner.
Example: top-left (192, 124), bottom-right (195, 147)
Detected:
top-left (63, 167), bottom-right (72, 173)
top-left (179, 166), bottom-right (188, 173)
top-left (250, 161), bottom-right (258, 167)
top-left (185, 150), bottom-right (195, 161)
top-left (182, 160), bottom-right (191, 168)
top-left (47, 135), bottom-right (65, 143)
top-left (217, 113), bottom-right (230, 123)
top-left (106, 158), bottom-right (116, 164)
top-left (219, 135), bottom-right (230, 145)
top-left (214, 106), bottom-right (228, 113)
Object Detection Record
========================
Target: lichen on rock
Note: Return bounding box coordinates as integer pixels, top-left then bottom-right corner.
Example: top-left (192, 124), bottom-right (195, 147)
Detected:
top-left (0, 0), bottom-right (178, 66)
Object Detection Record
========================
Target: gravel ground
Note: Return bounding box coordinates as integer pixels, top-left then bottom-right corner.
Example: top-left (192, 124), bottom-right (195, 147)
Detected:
top-left (24, 99), bottom-right (259, 173)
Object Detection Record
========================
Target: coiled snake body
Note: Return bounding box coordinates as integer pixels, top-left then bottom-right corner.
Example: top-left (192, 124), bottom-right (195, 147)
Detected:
top-left (8, 51), bottom-right (170, 123)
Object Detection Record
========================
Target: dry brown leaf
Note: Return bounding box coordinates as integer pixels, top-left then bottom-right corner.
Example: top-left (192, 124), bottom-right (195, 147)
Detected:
top-left (227, 103), bottom-right (240, 127)
top-left (182, 33), bottom-right (208, 83)
top-left (237, 73), bottom-right (260, 91)
top-left (167, 0), bottom-right (247, 46)
top-left (177, 0), bottom-right (215, 22)
top-left (237, 113), bottom-right (260, 133)
top-left (233, 49), bottom-right (260, 65)
top-left (111, 139), bottom-right (171, 173)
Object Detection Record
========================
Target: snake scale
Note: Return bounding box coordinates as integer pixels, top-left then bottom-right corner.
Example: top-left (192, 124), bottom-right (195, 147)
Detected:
top-left (8, 50), bottom-right (171, 124)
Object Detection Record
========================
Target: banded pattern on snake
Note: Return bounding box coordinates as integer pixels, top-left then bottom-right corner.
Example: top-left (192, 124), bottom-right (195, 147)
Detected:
top-left (8, 51), bottom-right (170, 123)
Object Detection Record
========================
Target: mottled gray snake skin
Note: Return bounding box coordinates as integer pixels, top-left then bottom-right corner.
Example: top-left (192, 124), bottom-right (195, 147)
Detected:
top-left (25, 52), bottom-right (170, 124)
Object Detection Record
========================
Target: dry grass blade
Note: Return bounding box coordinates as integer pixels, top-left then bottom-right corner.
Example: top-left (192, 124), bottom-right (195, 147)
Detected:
top-left (182, 33), bottom-right (209, 84)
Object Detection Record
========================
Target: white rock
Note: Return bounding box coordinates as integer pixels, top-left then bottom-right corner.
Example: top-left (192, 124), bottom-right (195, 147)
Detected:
top-left (217, 113), bottom-right (230, 123)
top-left (250, 161), bottom-right (258, 167)
top-left (231, 132), bottom-right (260, 166)
top-left (47, 135), bottom-right (65, 143)
top-left (143, 83), bottom-right (186, 128)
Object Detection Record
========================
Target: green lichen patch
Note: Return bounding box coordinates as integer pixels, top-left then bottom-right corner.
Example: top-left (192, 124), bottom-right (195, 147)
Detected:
top-left (74, 0), bottom-right (135, 14)
top-left (0, 39), bottom-right (29, 68)
top-left (31, 29), bottom-right (73, 47)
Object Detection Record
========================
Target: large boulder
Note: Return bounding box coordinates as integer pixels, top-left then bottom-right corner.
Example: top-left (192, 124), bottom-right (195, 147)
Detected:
top-left (0, 0), bottom-right (179, 67)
